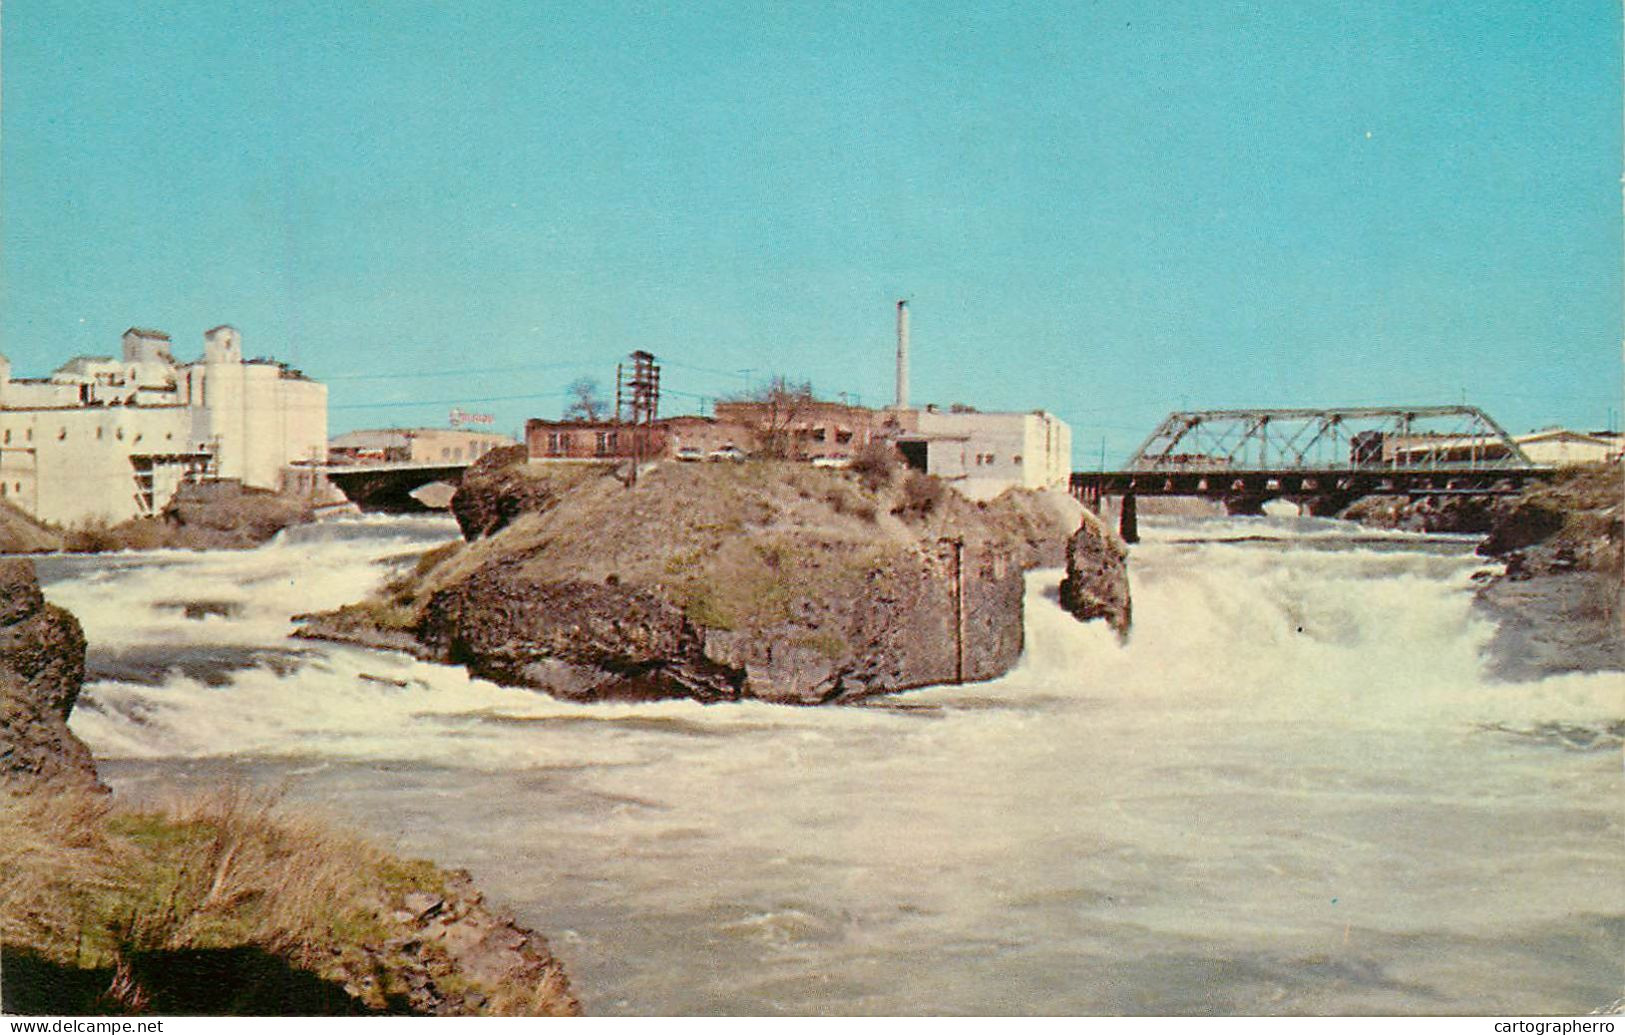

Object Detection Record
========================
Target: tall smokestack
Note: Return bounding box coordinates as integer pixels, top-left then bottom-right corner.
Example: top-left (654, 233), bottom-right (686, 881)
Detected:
top-left (895, 299), bottom-right (910, 410)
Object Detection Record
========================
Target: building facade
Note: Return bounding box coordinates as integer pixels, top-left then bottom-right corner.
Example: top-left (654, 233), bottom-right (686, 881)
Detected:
top-left (0, 326), bottom-right (327, 527)
top-left (903, 408), bottom-right (1073, 498)
top-left (526, 401), bottom-right (1072, 498)
top-left (330, 427), bottom-right (515, 465)
top-left (526, 416), bottom-right (752, 461)
top-left (1514, 429), bottom-right (1622, 467)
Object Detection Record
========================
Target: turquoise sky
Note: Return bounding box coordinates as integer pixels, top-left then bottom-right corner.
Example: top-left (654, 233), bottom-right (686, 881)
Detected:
top-left (3, 1), bottom-right (1620, 457)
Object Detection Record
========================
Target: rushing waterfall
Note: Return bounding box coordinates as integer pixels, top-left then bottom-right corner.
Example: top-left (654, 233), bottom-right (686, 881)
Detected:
top-left (39, 512), bottom-right (1623, 1016)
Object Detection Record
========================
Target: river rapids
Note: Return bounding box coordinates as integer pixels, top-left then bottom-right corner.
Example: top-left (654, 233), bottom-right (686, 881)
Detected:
top-left (34, 512), bottom-right (1623, 1015)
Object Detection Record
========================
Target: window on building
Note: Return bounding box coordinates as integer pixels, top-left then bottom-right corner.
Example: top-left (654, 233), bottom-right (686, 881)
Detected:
top-left (595, 431), bottom-right (619, 455)
top-left (548, 432), bottom-right (571, 454)
top-left (835, 430), bottom-right (853, 444)
top-left (97, 427), bottom-right (104, 440)
top-left (116, 428), bottom-right (124, 441)
top-left (2, 429), bottom-right (9, 444)
top-left (58, 427), bottom-right (67, 440)
top-left (1012, 455), bottom-right (1022, 465)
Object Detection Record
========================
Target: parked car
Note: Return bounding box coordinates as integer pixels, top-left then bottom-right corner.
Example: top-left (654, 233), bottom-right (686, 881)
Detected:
top-left (810, 454), bottom-right (851, 469)
top-left (708, 445), bottom-right (747, 462)
top-left (675, 446), bottom-right (705, 462)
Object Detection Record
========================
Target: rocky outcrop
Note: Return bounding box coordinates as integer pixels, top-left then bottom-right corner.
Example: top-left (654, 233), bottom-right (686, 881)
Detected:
top-left (375, 872), bottom-right (578, 1016)
top-left (450, 446), bottom-right (594, 540)
top-left (1471, 463), bottom-right (1623, 679)
top-left (308, 457), bottom-right (1125, 705)
top-left (418, 538), bottom-right (1028, 705)
top-left (1339, 493), bottom-right (1507, 534)
top-left (1476, 463), bottom-right (1622, 577)
top-left (59, 481), bottom-right (312, 553)
top-left (0, 558), bottom-right (101, 789)
top-left (1058, 511), bottom-right (1132, 636)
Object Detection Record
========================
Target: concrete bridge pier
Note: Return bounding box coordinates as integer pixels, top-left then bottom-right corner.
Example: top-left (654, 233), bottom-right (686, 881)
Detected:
top-left (1224, 495), bottom-right (1268, 517)
top-left (1118, 494), bottom-right (1139, 544)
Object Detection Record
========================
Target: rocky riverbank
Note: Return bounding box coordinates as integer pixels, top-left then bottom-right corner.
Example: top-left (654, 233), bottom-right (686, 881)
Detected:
top-left (300, 450), bottom-right (1130, 705)
top-left (0, 558), bottom-right (580, 1017)
top-left (1338, 464), bottom-right (1622, 679)
top-left (1470, 463), bottom-right (1622, 680)
top-left (0, 481), bottom-right (314, 555)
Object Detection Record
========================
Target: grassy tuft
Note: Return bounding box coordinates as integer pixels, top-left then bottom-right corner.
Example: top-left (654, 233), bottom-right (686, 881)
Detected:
top-left (0, 786), bottom-right (573, 1016)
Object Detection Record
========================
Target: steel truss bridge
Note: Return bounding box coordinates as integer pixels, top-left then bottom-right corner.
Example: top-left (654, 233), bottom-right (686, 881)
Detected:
top-left (1070, 406), bottom-right (1552, 540)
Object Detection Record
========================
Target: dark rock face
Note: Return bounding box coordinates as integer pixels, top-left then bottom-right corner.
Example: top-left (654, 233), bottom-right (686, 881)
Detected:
top-left (420, 565), bottom-right (740, 702)
top-left (701, 541), bottom-right (1028, 704)
top-left (450, 446), bottom-right (562, 540)
top-left (381, 870), bottom-right (579, 1016)
top-left (419, 541), bottom-right (1030, 705)
top-left (1340, 494), bottom-right (1507, 534)
top-left (0, 558), bottom-right (102, 789)
top-left (1058, 515), bottom-right (1132, 636)
top-left (1478, 499), bottom-right (1569, 563)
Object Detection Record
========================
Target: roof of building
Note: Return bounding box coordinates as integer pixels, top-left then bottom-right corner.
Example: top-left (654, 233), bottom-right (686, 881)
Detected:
top-left (122, 327), bottom-right (171, 340)
top-left (1517, 429), bottom-right (1618, 446)
top-left (205, 324), bottom-right (238, 336)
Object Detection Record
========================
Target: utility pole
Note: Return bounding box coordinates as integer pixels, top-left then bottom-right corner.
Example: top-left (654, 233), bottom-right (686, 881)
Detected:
top-left (617, 351), bottom-right (661, 485)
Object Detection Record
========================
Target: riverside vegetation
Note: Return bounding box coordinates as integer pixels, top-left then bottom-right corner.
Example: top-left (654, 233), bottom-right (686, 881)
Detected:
top-left (0, 559), bottom-right (579, 1017)
top-left (298, 446), bottom-right (1131, 705)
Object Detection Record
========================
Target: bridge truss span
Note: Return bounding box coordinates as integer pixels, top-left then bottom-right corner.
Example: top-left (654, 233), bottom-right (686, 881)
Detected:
top-left (1072, 405), bottom-right (1553, 542)
top-left (1127, 405), bottom-right (1534, 474)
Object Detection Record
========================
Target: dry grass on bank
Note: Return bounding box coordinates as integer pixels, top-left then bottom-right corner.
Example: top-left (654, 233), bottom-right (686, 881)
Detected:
top-left (0, 787), bottom-right (571, 1016)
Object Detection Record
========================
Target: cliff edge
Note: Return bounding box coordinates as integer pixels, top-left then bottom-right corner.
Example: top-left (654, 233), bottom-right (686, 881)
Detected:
top-left (302, 450), bottom-right (1130, 704)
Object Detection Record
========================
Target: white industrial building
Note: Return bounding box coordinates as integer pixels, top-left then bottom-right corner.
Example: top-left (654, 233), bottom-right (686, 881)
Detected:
top-left (899, 407), bottom-right (1073, 499)
top-left (1514, 429), bottom-right (1622, 467)
top-left (886, 300), bottom-right (1073, 498)
top-left (0, 325), bottom-right (327, 527)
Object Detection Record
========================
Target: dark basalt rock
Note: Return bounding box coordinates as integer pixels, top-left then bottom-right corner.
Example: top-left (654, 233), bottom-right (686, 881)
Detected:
top-left (0, 558), bottom-right (103, 790)
top-left (1058, 514), bottom-right (1132, 636)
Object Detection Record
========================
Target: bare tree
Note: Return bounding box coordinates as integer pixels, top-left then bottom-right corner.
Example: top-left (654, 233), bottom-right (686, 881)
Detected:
top-left (563, 377), bottom-right (609, 422)
top-left (725, 375), bottom-right (817, 458)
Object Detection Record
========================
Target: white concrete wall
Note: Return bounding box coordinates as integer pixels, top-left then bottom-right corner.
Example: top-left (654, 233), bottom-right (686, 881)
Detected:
top-left (2, 325), bottom-right (329, 525)
top-left (280, 377), bottom-right (329, 473)
top-left (0, 406), bottom-right (193, 525)
top-left (1518, 436), bottom-right (1619, 466)
top-left (916, 410), bottom-right (1073, 496)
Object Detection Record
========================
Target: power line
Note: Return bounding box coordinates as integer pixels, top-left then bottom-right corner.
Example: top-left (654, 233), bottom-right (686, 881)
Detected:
top-left (331, 389), bottom-right (571, 411)
top-left (321, 361), bottom-right (586, 382)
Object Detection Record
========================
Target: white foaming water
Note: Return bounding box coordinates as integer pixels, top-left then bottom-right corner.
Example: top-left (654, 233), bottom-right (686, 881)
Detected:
top-left (40, 513), bottom-right (1625, 1015)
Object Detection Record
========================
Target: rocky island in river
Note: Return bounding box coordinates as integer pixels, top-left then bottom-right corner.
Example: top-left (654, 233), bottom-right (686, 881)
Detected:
top-left (300, 447), bottom-right (1132, 705)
